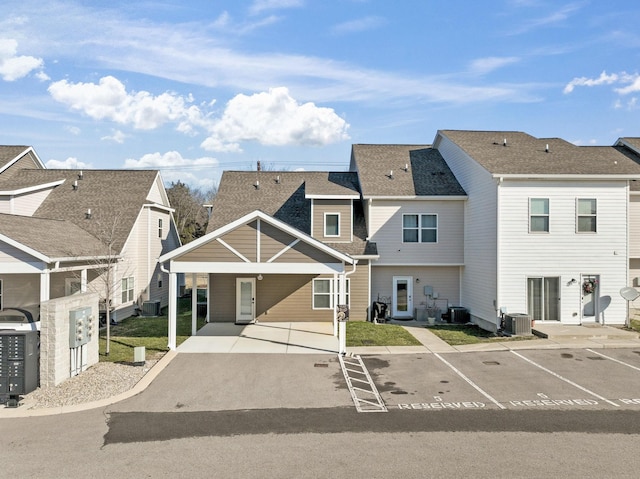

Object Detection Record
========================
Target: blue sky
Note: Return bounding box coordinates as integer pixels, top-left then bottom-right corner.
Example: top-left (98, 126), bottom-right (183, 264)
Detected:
top-left (1, 0), bottom-right (640, 190)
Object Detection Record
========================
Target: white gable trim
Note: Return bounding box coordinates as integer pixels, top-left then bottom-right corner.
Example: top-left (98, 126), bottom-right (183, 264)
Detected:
top-left (159, 210), bottom-right (354, 264)
top-left (0, 180), bottom-right (65, 196)
top-left (216, 237), bottom-right (251, 262)
top-left (0, 146), bottom-right (45, 174)
top-left (0, 233), bottom-right (50, 262)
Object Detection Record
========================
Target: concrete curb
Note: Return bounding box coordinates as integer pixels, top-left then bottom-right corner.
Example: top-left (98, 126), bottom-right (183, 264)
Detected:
top-left (1, 350), bottom-right (178, 419)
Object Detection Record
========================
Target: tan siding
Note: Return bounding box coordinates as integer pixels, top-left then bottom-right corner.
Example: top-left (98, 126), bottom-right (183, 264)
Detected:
top-left (259, 222), bottom-right (297, 261)
top-left (1, 153), bottom-right (42, 179)
top-left (347, 260), bottom-right (370, 321)
top-left (180, 238), bottom-right (248, 262)
top-left (219, 222), bottom-right (258, 262)
top-left (278, 241), bottom-right (341, 264)
top-left (312, 199), bottom-right (352, 242)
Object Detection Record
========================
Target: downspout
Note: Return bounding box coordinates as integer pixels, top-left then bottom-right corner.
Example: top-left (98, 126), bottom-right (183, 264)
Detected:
top-left (495, 177), bottom-right (503, 329)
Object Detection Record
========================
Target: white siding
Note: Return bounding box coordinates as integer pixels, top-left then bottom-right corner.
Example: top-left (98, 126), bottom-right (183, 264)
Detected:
top-left (436, 133), bottom-right (498, 326)
top-left (629, 194), bottom-right (640, 258)
top-left (499, 180), bottom-right (629, 325)
top-left (368, 199), bottom-right (464, 265)
top-left (12, 188), bottom-right (54, 216)
top-left (146, 175), bottom-right (165, 204)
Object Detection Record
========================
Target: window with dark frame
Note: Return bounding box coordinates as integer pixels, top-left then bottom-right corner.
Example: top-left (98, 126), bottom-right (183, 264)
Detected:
top-left (403, 214), bottom-right (437, 243)
top-left (158, 218), bottom-right (163, 238)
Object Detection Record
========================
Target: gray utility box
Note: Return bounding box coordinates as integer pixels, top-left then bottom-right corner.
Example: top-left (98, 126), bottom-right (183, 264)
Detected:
top-left (504, 313), bottom-right (532, 335)
top-left (69, 307), bottom-right (94, 348)
top-left (0, 330), bottom-right (39, 401)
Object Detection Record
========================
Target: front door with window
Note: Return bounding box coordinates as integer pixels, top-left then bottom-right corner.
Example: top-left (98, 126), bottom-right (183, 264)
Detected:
top-left (392, 276), bottom-right (413, 318)
top-left (581, 274), bottom-right (599, 322)
top-left (236, 278), bottom-right (256, 324)
top-left (527, 277), bottom-right (560, 321)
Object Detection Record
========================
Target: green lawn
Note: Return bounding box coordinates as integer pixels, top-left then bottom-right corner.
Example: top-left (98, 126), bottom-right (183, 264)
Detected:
top-left (99, 299), bottom-right (206, 363)
top-left (427, 323), bottom-right (535, 346)
top-left (631, 318), bottom-right (640, 333)
top-left (346, 321), bottom-right (422, 347)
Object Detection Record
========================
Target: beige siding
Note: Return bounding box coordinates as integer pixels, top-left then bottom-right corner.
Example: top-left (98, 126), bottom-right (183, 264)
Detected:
top-left (219, 222), bottom-right (258, 262)
top-left (259, 222), bottom-right (297, 261)
top-left (312, 199), bottom-right (352, 242)
top-left (368, 199), bottom-right (464, 265)
top-left (12, 188), bottom-right (54, 216)
top-left (0, 241), bottom-right (40, 263)
top-left (209, 267), bottom-right (370, 322)
top-left (347, 260), bottom-right (370, 321)
top-left (371, 265), bottom-right (461, 315)
top-left (278, 241), bottom-right (340, 264)
top-left (1, 153), bottom-right (42, 179)
top-left (0, 273), bottom-right (40, 308)
top-left (181, 238), bottom-right (248, 262)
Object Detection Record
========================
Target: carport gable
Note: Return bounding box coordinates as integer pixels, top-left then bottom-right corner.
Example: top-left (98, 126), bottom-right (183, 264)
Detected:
top-left (163, 210), bottom-right (353, 274)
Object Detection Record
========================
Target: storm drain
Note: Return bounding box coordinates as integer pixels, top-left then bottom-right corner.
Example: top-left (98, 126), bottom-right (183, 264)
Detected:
top-left (339, 354), bottom-right (387, 413)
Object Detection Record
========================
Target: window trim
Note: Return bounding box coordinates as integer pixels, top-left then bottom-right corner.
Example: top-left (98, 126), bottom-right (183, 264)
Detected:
top-left (312, 278), bottom-right (350, 310)
top-left (158, 218), bottom-right (163, 238)
top-left (0, 278), bottom-right (3, 310)
top-left (324, 212), bottom-right (340, 237)
top-left (529, 198), bottom-right (550, 233)
top-left (121, 276), bottom-right (135, 304)
top-left (576, 198), bottom-right (597, 233)
top-left (402, 213), bottom-right (438, 243)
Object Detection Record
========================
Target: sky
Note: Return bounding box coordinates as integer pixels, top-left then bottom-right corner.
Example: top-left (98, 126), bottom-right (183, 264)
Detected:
top-left (2, 0), bottom-right (640, 190)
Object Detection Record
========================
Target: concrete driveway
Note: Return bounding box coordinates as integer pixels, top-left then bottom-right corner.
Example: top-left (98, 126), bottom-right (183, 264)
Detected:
top-left (177, 322), bottom-right (339, 354)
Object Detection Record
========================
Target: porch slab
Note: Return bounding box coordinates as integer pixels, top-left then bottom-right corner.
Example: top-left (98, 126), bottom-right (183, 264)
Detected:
top-left (532, 323), bottom-right (639, 340)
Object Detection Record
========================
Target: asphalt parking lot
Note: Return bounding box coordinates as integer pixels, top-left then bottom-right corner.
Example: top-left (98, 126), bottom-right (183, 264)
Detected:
top-left (363, 348), bottom-right (640, 412)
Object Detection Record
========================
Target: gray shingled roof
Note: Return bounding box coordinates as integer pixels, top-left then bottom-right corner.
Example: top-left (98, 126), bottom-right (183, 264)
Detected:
top-left (439, 130), bottom-right (640, 176)
top-left (208, 171), bottom-right (376, 257)
top-left (1, 169), bottom-right (160, 254)
top-left (619, 137), bottom-right (640, 151)
top-left (0, 213), bottom-right (109, 260)
top-left (350, 144), bottom-right (466, 197)
top-left (0, 146), bottom-right (30, 170)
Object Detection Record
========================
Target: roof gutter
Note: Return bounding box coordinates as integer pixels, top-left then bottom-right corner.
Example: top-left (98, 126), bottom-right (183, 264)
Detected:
top-left (363, 195), bottom-right (468, 201)
top-left (491, 174), bottom-right (640, 180)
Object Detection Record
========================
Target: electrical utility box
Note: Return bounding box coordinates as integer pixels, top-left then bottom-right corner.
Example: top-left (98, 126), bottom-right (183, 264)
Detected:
top-left (0, 330), bottom-right (39, 401)
top-left (69, 307), bottom-right (94, 348)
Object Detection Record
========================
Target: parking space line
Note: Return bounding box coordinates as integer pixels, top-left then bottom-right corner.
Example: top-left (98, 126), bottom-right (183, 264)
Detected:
top-left (434, 353), bottom-right (505, 409)
top-left (510, 351), bottom-right (619, 407)
top-left (585, 349), bottom-right (640, 372)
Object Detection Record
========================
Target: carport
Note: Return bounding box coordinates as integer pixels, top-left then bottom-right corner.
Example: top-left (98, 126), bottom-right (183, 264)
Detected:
top-left (159, 210), bottom-right (355, 350)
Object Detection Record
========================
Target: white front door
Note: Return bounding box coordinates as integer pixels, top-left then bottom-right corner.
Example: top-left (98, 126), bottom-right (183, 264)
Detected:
top-left (581, 274), bottom-right (599, 323)
top-left (392, 276), bottom-right (413, 318)
top-left (236, 278), bottom-right (256, 324)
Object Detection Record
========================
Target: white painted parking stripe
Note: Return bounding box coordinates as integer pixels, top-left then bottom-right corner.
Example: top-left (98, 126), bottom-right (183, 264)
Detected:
top-left (434, 353), bottom-right (505, 410)
top-left (510, 351), bottom-right (619, 407)
top-left (585, 349), bottom-right (640, 372)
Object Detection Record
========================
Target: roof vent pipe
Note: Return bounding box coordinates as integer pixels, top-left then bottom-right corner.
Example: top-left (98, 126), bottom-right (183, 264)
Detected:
top-left (503, 138), bottom-right (507, 147)
top-left (545, 144), bottom-right (549, 153)
top-left (404, 163), bottom-right (409, 172)
top-left (254, 180), bottom-right (260, 189)
top-left (78, 170), bottom-right (83, 179)
top-left (85, 208), bottom-right (92, 219)
top-left (73, 180), bottom-right (78, 190)
top-left (275, 175), bottom-right (280, 184)
top-left (389, 170), bottom-right (394, 179)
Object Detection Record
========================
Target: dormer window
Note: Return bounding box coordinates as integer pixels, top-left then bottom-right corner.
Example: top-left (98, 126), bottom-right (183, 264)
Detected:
top-left (324, 213), bottom-right (340, 237)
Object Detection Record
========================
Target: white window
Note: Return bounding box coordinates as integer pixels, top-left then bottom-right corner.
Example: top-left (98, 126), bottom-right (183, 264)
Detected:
top-left (577, 199), bottom-right (596, 233)
top-left (403, 214), bottom-right (437, 243)
top-left (158, 218), bottom-right (163, 238)
top-left (121, 276), bottom-right (135, 303)
top-left (529, 198), bottom-right (549, 233)
top-left (312, 278), bottom-right (350, 309)
top-left (324, 213), bottom-right (340, 237)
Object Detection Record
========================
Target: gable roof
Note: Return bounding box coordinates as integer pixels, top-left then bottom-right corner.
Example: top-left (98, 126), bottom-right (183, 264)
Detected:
top-left (350, 144), bottom-right (466, 198)
top-left (0, 213), bottom-right (110, 261)
top-left (438, 130), bottom-right (640, 177)
top-left (1, 169), bottom-right (161, 253)
top-left (160, 209), bottom-right (354, 265)
top-left (0, 146), bottom-right (44, 174)
top-left (208, 170), bottom-right (376, 257)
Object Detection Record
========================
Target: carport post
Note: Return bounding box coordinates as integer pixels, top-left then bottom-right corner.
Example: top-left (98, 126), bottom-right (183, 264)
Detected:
top-left (191, 273), bottom-right (198, 336)
top-left (168, 271), bottom-right (177, 350)
top-left (333, 273), bottom-right (338, 336)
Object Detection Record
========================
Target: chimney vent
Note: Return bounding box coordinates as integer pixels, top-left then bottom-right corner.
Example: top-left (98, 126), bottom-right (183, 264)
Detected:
top-left (78, 170), bottom-right (83, 179)
top-left (254, 180), bottom-right (260, 189)
top-left (73, 180), bottom-right (78, 190)
top-left (85, 208), bottom-right (92, 219)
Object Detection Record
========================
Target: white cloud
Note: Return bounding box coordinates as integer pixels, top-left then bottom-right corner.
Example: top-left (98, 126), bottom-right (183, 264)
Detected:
top-left (48, 76), bottom-right (210, 131)
top-left (101, 129), bottom-right (127, 143)
top-left (65, 125), bottom-right (81, 135)
top-left (508, 3), bottom-right (584, 35)
top-left (469, 56), bottom-right (520, 75)
top-left (0, 38), bottom-right (44, 81)
top-left (201, 87), bottom-right (350, 152)
top-left (614, 74), bottom-right (640, 95)
top-left (45, 157), bottom-right (93, 169)
top-left (332, 16), bottom-right (385, 35)
top-left (563, 71), bottom-right (619, 93)
top-left (123, 151), bottom-right (218, 169)
top-left (249, 0), bottom-right (303, 15)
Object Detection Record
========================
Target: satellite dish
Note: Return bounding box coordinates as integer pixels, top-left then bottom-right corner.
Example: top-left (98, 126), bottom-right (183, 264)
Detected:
top-left (620, 287), bottom-right (640, 301)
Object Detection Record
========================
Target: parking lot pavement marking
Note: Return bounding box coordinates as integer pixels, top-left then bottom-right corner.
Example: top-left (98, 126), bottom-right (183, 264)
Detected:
top-left (434, 353), bottom-right (505, 410)
top-left (510, 350), bottom-right (619, 407)
top-left (585, 349), bottom-right (640, 372)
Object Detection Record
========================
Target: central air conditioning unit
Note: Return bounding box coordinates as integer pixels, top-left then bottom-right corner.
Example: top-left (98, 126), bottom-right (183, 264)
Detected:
top-left (141, 301), bottom-right (161, 316)
top-left (504, 313), bottom-right (532, 336)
